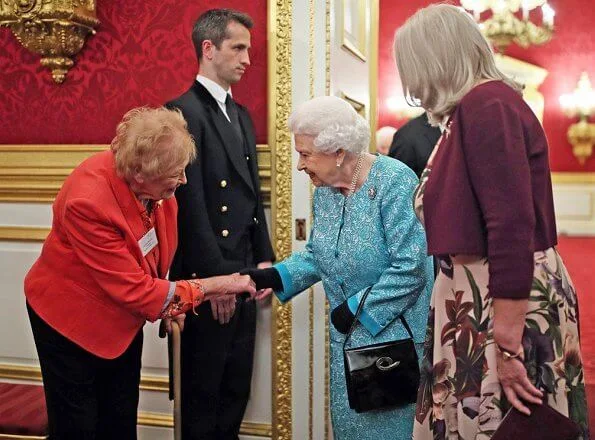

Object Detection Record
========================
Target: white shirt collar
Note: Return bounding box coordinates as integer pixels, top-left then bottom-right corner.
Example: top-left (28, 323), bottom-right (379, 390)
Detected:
top-left (196, 74), bottom-right (232, 105)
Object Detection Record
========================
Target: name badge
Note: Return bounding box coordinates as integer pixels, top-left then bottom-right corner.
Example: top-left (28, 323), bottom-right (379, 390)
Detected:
top-left (138, 227), bottom-right (158, 257)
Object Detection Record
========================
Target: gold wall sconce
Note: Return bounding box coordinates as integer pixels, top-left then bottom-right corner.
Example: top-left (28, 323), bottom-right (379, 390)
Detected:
top-left (0, 0), bottom-right (100, 84)
top-left (460, 0), bottom-right (555, 53)
top-left (560, 72), bottom-right (595, 165)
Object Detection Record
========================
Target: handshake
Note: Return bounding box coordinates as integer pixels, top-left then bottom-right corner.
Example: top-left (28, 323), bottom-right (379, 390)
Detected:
top-left (160, 265), bottom-right (283, 334)
top-left (196, 265), bottom-right (282, 301)
top-left (238, 266), bottom-right (282, 298)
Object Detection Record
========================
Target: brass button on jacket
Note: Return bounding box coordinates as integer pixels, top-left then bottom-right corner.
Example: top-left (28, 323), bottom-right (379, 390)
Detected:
top-left (221, 229), bottom-right (229, 237)
top-left (220, 180), bottom-right (227, 188)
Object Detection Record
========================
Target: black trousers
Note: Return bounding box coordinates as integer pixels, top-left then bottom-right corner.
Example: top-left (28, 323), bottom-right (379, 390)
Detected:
top-left (27, 303), bottom-right (143, 440)
top-left (180, 296), bottom-right (256, 440)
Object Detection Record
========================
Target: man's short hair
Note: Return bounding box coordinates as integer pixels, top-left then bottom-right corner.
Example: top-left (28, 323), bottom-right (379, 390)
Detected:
top-left (192, 9), bottom-right (253, 61)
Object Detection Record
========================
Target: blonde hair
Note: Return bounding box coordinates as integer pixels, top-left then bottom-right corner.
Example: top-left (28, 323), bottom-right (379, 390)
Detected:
top-left (288, 96), bottom-right (370, 154)
top-left (111, 107), bottom-right (196, 180)
top-left (393, 3), bottom-right (522, 125)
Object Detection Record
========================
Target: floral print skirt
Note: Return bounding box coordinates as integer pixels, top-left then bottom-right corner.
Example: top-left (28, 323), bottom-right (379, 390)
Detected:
top-left (412, 248), bottom-right (590, 440)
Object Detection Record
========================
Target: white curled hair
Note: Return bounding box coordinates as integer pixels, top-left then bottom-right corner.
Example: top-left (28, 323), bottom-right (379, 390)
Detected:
top-left (288, 96), bottom-right (370, 154)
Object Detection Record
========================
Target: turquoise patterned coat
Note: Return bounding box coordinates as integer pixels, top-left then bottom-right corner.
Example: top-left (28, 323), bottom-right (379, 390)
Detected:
top-left (274, 155), bottom-right (433, 440)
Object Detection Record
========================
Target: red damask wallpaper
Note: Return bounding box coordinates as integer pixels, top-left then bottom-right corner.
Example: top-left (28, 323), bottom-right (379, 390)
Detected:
top-left (0, 0), bottom-right (268, 144)
top-left (378, 0), bottom-right (595, 172)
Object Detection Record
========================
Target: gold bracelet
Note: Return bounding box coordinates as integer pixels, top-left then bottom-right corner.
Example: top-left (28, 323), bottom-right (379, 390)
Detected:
top-left (496, 344), bottom-right (523, 361)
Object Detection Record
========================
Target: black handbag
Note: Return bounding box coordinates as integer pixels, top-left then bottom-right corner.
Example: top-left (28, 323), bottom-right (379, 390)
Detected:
top-left (343, 288), bottom-right (420, 413)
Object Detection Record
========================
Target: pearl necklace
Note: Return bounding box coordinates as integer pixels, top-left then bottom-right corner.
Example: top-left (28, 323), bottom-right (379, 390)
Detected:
top-left (348, 153), bottom-right (365, 197)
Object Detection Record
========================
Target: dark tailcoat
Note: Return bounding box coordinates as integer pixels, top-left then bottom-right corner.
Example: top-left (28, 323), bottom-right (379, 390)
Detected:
top-left (388, 112), bottom-right (441, 178)
top-left (166, 81), bottom-right (274, 439)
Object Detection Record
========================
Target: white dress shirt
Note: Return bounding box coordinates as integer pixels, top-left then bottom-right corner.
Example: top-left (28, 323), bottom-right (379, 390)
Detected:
top-left (196, 74), bottom-right (232, 122)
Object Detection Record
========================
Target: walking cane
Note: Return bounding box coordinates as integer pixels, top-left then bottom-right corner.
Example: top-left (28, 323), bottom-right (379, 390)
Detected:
top-left (171, 320), bottom-right (182, 440)
top-left (159, 319), bottom-right (182, 440)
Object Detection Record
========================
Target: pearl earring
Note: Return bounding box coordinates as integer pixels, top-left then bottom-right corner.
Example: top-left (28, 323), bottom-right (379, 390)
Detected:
top-left (336, 162), bottom-right (341, 168)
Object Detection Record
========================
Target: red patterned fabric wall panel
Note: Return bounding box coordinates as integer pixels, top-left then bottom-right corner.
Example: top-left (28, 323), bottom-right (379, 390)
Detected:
top-left (0, 0), bottom-right (267, 144)
top-left (378, 0), bottom-right (595, 172)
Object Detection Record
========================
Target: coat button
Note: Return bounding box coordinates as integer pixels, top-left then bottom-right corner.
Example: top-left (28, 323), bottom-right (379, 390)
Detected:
top-left (221, 205), bottom-right (228, 213)
top-left (253, 217), bottom-right (259, 225)
top-left (220, 180), bottom-right (227, 188)
top-left (191, 273), bottom-right (197, 278)
top-left (221, 229), bottom-right (229, 237)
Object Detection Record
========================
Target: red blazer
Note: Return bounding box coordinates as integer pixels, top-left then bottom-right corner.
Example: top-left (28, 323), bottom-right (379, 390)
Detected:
top-left (25, 151), bottom-right (178, 359)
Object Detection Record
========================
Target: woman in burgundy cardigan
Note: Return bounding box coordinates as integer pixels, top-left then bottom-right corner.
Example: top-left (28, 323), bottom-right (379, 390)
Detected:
top-left (394, 4), bottom-right (589, 439)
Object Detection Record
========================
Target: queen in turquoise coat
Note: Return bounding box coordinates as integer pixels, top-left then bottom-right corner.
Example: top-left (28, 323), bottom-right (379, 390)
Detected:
top-left (245, 96), bottom-right (433, 440)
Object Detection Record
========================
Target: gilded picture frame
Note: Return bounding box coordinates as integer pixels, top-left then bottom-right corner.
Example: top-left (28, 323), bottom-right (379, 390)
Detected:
top-left (341, 0), bottom-right (367, 61)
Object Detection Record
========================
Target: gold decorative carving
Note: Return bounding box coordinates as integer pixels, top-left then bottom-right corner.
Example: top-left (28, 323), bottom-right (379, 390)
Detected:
top-left (460, 0), bottom-right (554, 54)
top-left (560, 72), bottom-right (595, 165)
top-left (0, 145), bottom-right (270, 205)
top-left (0, 0), bottom-right (100, 83)
top-left (268, 0), bottom-right (293, 439)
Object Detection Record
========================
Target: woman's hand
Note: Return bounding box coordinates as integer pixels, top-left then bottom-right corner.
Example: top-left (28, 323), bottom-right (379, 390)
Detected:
top-left (496, 348), bottom-right (543, 415)
top-left (201, 273), bottom-right (256, 299)
top-left (493, 298), bottom-right (543, 415)
top-left (210, 296), bottom-right (236, 324)
top-left (254, 261), bottom-right (274, 302)
top-left (159, 313), bottom-right (186, 338)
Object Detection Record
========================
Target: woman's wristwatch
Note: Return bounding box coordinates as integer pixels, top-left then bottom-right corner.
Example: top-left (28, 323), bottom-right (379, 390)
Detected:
top-left (496, 343), bottom-right (523, 361)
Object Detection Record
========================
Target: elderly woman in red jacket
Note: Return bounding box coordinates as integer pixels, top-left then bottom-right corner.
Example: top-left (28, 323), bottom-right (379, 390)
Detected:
top-left (393, 5), bottom-right (589, 439)
top-left (25, 107), bottom-right (256, 440)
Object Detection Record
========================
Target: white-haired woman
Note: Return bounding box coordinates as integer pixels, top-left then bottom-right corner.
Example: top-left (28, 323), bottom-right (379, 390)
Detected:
top-left (394, 4), bottom-right (589, 439)
top-left (242, 96), bottom-right (434, 439)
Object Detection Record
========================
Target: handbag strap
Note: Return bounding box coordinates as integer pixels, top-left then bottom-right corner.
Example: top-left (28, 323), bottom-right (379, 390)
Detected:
top-left (343, 287), bottom-right (415, 349)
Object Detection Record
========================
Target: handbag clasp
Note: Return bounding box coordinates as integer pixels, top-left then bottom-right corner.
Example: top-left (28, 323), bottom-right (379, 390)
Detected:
top-left (376, 357), bottom-right (400, 371)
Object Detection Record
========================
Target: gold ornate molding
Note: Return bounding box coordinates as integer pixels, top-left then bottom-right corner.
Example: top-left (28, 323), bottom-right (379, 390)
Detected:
top-left (0, 145), bottom-right (106, 203)
top-left (551, 172), bottom-right (595, 184)
top-left (0, 0), bottom-right (100, 83)
top-left (0, 226), bottom-right (49, 241)
top-left (268, 0), bottom-right (293, 439)
top-left (0, 144), bottom-right (270, 206)
top-left (0, 434), bottom-right (46, 440)
top-left (137, 412), bottom-right (272, 438)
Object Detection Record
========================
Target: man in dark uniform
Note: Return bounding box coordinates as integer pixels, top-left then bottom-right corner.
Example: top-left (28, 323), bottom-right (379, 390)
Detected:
top-left (388, 112), bottom-right (441, 178)
top-left (166, 9), bottom-right (274, 439)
